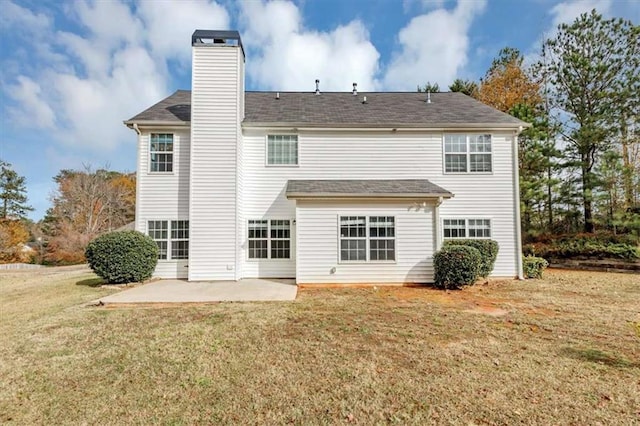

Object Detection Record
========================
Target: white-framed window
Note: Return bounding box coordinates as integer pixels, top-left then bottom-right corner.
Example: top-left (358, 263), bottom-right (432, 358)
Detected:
top-left (443, 218), bottom-right (491, 239)
top-left (150, 133), bottom-right (174, 172)
top-left (267, 135), bottom-right (298, 165)
top-left (444, 134), bottom-right (492, 173)
top-left (170, 220), bottom-right (189, 259)
top-left (339, 216), bottom-right (396, 262)
top-left (247, 219), bottom-right (291, 259)
top-left (148, 220), bottom-right (189, 260)
top-left (148, 220), bottom-right (168, 259)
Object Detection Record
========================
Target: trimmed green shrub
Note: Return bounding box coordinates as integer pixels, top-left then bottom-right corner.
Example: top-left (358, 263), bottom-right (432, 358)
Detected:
top-left (524, 236), bottom-right (639, 261)
top-left (523, 255), bottom-right (549, 279)
top-left (85, 231), bottom-right (158, 284)
top-left (433, 245), bottom-right (481, 289)
top-left (444, 239), bottom-right (499, 278)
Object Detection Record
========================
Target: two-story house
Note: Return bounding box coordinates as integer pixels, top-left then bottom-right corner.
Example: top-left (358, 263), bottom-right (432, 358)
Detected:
top-left (125, 30), bottom-right (528, 284)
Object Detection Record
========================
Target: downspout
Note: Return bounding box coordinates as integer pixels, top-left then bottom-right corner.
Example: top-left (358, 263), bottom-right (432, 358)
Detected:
top-left (513, 127), bottom-right (524, 279)
top-left (434, 196), bottom-right (444, 252)
top-left (132, 123), bottom-right (142, 238)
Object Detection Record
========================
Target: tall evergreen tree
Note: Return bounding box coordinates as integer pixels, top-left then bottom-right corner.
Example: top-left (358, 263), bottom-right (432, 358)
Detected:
top-left (538, 10), bottom-right (639, 232)
top-left (0, 160), bottom-right (33, 220)
top-left (448, 79), bottom-right (478, 96)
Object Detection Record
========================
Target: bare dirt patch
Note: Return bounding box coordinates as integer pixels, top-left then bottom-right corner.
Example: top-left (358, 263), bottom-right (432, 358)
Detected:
top-left (1, 267), bottom-right (639, 425)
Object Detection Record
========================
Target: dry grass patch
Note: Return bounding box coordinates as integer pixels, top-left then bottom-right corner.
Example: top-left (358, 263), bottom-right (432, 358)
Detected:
top-left (1, 268), bottom-right (639, 424)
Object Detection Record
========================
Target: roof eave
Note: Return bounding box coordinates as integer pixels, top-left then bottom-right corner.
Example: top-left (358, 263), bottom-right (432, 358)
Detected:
top-left (286, 192), bottom-right (454, 200)
top-left (243, 122), bottom-right (531, 130)
top-left (124, 120), bottom-right (190, 128)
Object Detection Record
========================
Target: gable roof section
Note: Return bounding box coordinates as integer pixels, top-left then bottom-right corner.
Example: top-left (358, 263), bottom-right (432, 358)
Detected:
top-left (125, 91), bottom-right (528, 129)
top-left (285, 179), bottom-right (453, 199)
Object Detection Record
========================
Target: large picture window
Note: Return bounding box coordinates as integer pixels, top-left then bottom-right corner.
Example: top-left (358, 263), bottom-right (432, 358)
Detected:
top-left (148, 220), bottom-right (189, 260)
top-left (444, 134), bottom-right (492, 173)
top-left (150, 133), bottom-right (174, 172)
top-left (339, 216), bottom-right (396, 262)
top-left (443, 218), bottom-right (491, 239)
top-left (267, 135), bottom-right (298, 165)
top-left (248, 219), bottom-right (291, 259)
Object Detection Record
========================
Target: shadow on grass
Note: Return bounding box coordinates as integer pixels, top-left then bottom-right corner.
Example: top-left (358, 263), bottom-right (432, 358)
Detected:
top-left (560, 347), bottom-right (639, 369)
top-left (76, 277), bottom-right (105, 287)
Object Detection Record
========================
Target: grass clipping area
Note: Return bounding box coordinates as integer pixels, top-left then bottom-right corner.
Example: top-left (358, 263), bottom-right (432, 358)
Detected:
top-left (1, 267), bottom-right (639, 424)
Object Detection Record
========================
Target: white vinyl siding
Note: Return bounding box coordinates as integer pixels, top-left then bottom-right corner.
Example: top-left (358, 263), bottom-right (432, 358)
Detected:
top-left (242, 130), bottom-right (518, 278)
top-left (444, 134), bottom-right (492, 173)
top-left (297, 200), bottom-right (433, 284)
top-left (135, 129), bottom-right (190, 279)
top-left (267, 135), bottom-right (298, 165)
top-left (188, 43), bottom-right (243, 280)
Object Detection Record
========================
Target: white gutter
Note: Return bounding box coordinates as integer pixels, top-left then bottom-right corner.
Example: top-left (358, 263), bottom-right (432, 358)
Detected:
top-left (286, 193), bottom-right (454, 200)
top-left (243, 123), bottom-right (532, 132)
top-left (513, 126), bottom-right (524, 279)
top-left (132, 123), bottom-right (141, 135)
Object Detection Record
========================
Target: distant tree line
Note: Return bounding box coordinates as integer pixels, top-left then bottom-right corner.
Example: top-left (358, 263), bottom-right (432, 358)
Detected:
top-left (0, 160), bottom-right (135, 264)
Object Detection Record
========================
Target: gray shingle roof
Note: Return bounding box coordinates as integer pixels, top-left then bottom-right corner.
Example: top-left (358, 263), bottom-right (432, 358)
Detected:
top-left (286, 179), bottom-right (453, 199)
top-left (126, 90), bottom-right (528, 128)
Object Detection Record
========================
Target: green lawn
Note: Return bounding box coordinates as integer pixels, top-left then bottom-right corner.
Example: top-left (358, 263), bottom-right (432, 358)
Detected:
top-left (1, 266), bottom-right (639, 425)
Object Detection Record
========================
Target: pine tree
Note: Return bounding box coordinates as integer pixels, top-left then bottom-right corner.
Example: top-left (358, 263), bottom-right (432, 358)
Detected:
top-left (538, 10), bottom-right (640, 233)
top-left (0, 160), bottom-right (33, 220)
top-left (448, 79), bottom-right (478, 96)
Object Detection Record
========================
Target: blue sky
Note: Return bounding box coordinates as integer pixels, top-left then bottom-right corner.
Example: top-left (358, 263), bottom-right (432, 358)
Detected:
top-left (1, 0), bottom-right (638, 221)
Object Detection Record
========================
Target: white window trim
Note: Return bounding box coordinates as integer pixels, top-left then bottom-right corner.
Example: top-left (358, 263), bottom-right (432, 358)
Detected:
top-left (148, 133), bottom-right (175, 174)
top-left (147, 219), bottom-right (189, 261)
top-left (442, 217), bottom-right (492, 240)
top-left (442, 133), bottom-right (493, 175)
top-left (246, 219), bottom-right (293, 261)
top-left (265, 134), bottom-right (299, 167)
top-left (337, 215), bottom-right (397, 264)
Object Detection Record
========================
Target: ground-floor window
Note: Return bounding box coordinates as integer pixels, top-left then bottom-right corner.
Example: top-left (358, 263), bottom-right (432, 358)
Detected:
top-left (148, 220), bottom-right (189, 260)
top-left (443, 218), bottom-right (491, 239)
top-left (248, 219), bottom-right (291, 259)
top-left (339, 216), bottom-right (396, 262)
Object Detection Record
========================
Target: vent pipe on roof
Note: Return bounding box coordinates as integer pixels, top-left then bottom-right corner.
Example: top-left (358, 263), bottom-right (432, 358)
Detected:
top-left (362, 96), bottom-right (367, 104)
top-left (315, 79), bottom-right (320, 95)
top-left (352, 82), bottom-right (357, 95)
top-left (426, 90), bottom-right (432, 104)
top-left (276, 92), bottom-right (280, 100)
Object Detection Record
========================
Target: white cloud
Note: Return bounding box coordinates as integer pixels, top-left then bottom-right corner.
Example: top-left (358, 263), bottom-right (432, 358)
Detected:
top-left (4, 0), bottom-right (228, 155)
top-left (383, 0), bottom-right (487, 90)
top-left (6, 76), bottom-right (56, 128)
top-left (240, 0), bottom-right (380, 92)
top-left (137, 0), bottom-right (230, 63)
top-left (0, 0), bottom-right (51, 30)
top-left (549, 0), bottom-right (612, 28)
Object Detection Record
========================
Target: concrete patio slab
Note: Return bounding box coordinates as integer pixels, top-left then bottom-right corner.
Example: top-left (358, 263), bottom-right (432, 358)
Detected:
top-left (96, 278), bottom-right (297, 304)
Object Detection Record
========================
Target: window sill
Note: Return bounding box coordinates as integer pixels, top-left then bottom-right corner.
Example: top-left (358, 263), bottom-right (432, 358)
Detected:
top-left (338, 260), bottom-right (397, 265)
top-left (265, 164), bottom-right (300, 168)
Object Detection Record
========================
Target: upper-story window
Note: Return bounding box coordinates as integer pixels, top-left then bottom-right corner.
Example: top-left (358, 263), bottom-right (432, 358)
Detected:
top-left (150, 133), bottom-right (173, 172)
top-left (444, 134), bottom-right (492, 173)
top-left (267, 135), bottom-right (298, 166)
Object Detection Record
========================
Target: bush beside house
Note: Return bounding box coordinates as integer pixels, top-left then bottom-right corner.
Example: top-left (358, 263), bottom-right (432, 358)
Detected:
top-left (85, 231), bottom-right (158, 284)
top-left (443, 239), bottom-right (499, 278)
top-left (523, 256), bottom-right (549, 279)
top-left (433, 245), bottom-right (482, 289)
